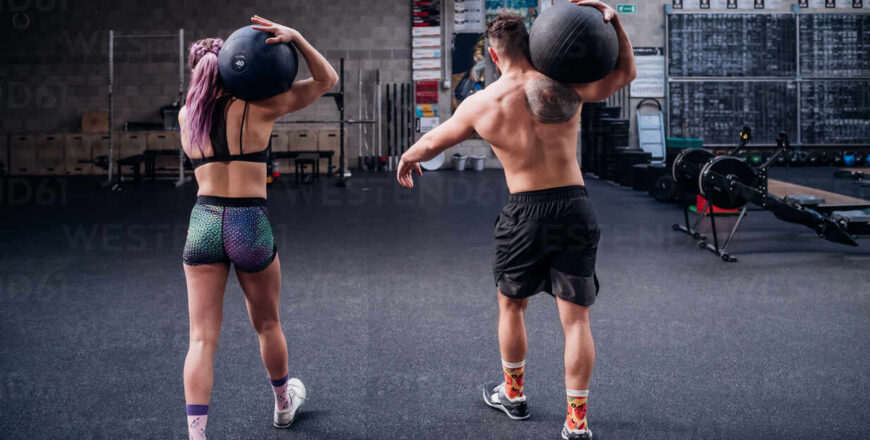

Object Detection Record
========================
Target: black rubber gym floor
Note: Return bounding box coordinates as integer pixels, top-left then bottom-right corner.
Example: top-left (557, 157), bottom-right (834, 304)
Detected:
top-left (1, 169), bottom-right (868, 439)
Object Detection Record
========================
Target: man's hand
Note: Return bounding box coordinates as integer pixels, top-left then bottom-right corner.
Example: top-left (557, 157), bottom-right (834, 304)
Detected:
top-left (570, 0), bottom-right (617, 22)
top-left (251, 15), bottom-right (302, 44)
top-left (397, 157), bottom-right (423, 189)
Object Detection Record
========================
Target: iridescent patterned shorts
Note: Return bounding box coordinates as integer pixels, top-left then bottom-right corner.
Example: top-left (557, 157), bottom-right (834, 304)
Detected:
top-left (183, 196), bottom-right (277, 273)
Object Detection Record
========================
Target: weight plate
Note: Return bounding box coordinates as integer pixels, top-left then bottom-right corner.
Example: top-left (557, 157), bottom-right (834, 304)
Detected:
top-left (650, 174), bottom-right (677, 203)
top-left (699, 156), bottom-right (757, 210)
top-left (672, 149), bottom-right (714, 193)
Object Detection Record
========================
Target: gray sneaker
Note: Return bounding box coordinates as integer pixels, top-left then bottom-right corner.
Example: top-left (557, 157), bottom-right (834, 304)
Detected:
top-left (482, 381), bottom-right (530, 420)
top-left (273, 378), bottom-right (306, 429)
top-left (561, 422), bottom-right (592, 440)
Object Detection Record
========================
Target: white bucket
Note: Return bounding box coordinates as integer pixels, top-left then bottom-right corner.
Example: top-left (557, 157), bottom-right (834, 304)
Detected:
top-left (469, 155), bottom-right (485, 171)
top-left (452, 154), bottom-right (468, 171)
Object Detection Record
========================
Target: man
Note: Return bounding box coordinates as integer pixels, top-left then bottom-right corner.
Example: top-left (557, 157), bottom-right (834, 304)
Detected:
top-left (396, 1), bottom-right (635, 439)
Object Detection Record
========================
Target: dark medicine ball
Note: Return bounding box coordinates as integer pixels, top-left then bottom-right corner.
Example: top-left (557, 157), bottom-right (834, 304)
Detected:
top-left (529, 3), bottom-right (618, 84)
top-left (218, 26), bottom-right (298, 101)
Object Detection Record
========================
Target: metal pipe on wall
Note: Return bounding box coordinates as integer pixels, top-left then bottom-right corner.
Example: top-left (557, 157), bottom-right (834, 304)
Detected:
top-left (386, 81), bottom-right (392, 171)
top-left (107, 30), bottom-right (114, 186)
top-left (392, 83), bottom-right (398, 169)
top-left (376, 69), bottom-right (382, 162)
top-left (358, 64), bottom-right (363, 169)
top-left (176, 28), bottom-right (186, 187)
top-left (400, 83), bottom-right (406, 155)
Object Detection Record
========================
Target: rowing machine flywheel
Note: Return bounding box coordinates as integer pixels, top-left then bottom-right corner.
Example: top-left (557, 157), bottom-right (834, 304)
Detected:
top-left (672, 149), bottom-right (714, 194)
top-left (699, 156), bottom-right (757, 210)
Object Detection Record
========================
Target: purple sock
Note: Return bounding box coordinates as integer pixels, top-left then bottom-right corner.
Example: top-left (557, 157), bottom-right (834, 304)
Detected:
top-left (186, 404), bottom-right (208, 440)
top-left (270, 374), bottom-right (291, 411)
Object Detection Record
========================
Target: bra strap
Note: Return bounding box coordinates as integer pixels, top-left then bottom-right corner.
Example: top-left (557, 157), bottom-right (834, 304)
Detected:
top-left (239, 101), bottom-right (249, 154)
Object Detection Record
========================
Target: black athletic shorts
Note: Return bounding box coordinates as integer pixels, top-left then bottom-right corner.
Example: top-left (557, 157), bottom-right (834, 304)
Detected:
top-left (493, 185), bottom-right (600, 306)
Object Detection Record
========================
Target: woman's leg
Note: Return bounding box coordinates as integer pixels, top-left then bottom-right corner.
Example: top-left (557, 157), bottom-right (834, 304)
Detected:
top-left (235, 255), bottom-right (287, 381)
top-left (183, 263), bottom-right (229, 404)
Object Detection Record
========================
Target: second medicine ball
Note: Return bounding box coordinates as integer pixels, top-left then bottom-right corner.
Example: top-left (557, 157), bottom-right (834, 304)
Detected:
top-left (218, 25), bottom-right (299, 101)
top-left (529, 3), bottom-right (619, 84)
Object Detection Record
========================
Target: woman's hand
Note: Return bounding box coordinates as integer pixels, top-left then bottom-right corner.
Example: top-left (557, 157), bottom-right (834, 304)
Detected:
top-left (251, 15), bottom-right (302, 44)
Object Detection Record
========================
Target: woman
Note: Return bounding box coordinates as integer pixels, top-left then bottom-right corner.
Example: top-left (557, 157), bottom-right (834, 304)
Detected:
top-left (179, 15), bottom-right (338, 440)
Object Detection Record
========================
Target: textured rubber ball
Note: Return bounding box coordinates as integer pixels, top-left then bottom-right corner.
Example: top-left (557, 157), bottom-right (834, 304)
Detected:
top-left (529, 3), bottom-right (619, 84)
top-left (218, 25), bottom-right (298, 101)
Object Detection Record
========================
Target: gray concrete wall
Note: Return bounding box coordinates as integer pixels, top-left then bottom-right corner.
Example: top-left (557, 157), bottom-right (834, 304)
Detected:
top-left (0, 0), bottom-right (413, 167)
top-left (2, 1), bottom-right (866, 170)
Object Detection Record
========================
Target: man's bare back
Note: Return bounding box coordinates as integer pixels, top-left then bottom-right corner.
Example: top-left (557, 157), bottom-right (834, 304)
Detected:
top-left (460, 68), bottom-right (585, 193)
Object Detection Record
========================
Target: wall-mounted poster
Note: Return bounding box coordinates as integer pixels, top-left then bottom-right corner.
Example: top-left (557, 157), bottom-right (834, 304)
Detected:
top-left (413, 0), bottom-right (442, 27)
top-left (451, 33), bottom-right (486, 111)
top-left (485, 0), bottom-right (538, 28)
top-left (540, 0), bottom-right (572, 12)
top-left (412, 1), bottom-right (442, 133)
top-left (630, 47), bottom-right (665, 98)
top-left (455, 0), bottom-right (485, 33)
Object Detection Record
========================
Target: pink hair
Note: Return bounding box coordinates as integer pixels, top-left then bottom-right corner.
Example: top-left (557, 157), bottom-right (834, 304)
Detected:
top-left (185, 38), bottom-right (224, 155)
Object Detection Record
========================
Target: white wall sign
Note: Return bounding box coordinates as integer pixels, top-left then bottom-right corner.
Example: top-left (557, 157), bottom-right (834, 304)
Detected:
top-left (412, 27), bottom-right (441, 37)
top-left (412, 37), bottom-right (441, 48)
top-left (455, 0), bottom-right (484, 33)
top-left (413, 69), bottom-right (441, 80)
top-left (413, 59), bottom-right (441, 70)
top-left (413, 48), bottom-right (442, 59)
top-left (418, 117), bottom-right (440, 133)
top-left (630, 47), bottom-right (665, 98)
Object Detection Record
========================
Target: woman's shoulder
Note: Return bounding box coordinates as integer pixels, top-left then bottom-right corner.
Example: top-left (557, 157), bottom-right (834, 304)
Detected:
top-left (178, 106), bottom-right (189, 128)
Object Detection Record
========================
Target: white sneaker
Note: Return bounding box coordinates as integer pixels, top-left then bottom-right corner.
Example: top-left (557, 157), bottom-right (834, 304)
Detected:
top-left (561, 422), bottom-right (592, 440)
top-left (273, 378), bottom-right (307, 429)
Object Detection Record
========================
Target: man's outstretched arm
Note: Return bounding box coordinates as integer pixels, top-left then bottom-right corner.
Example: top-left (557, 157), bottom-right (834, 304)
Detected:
top-left (397, 96), bottom-right (478, 188)
top-left (571, 0), bottom-right (636, 103)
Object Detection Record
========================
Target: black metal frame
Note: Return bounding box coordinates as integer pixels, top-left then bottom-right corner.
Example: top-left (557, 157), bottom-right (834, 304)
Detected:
top-left (672, 131), bottom-right (868, 262)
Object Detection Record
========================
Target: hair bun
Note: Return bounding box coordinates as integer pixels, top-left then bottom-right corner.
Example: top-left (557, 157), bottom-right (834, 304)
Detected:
top-left (193, 44), bottom-right (209, 59)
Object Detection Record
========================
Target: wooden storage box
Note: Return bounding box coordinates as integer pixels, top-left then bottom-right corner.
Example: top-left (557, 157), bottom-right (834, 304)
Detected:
top-left (269, 131), bottom-right (290, 153)
top-left (64, 134), bottom-right (93, 175)
top-left (288, 129), bottom-right (316, 151)
top-left (317, 129), bottom-right (340, 175)
top-left (317, 129), bottom-right (340, 150)
top-left (0, 134), bottom-right (8, 176)
top-left (89, 133), bottom-right (118, 175)
top-left (9, 134), bottom-right (37, 175)
top-left (81, 112), bottom-right (109, 133)
top-left (147, 131), bottom-right (181, 171)
top-left (37, 134), bottom-right (66, 175)
top-left (119, 132), bottom-right (147, 159)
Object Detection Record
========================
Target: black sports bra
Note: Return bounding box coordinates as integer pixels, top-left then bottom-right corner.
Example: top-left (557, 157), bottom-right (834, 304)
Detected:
top-left (188, 96), bottom-right (270, 169)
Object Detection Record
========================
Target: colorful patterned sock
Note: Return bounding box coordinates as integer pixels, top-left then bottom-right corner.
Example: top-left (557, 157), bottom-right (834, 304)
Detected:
top-left (186, 404), bottom-right (208, 440)
top-left (502, 360), bottom-right (525, 400)
top-left (270, 374), bottom-right (291, 411)
top-left (565, 389), bottom-right (589, 432)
